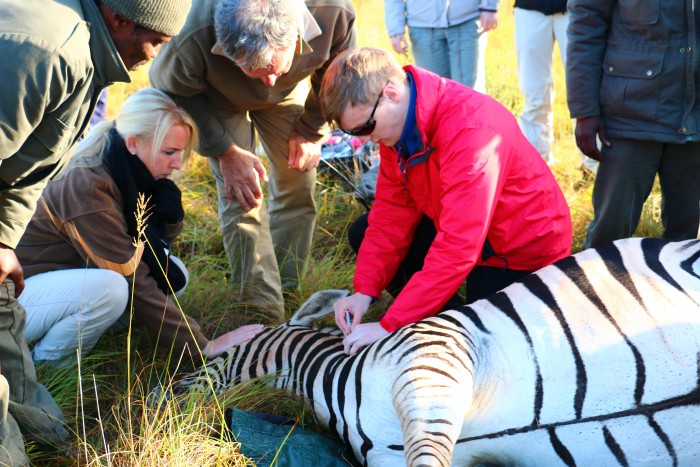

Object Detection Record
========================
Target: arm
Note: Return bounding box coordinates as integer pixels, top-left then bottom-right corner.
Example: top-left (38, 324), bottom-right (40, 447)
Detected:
top-left (384, 0), bottom-right (408, 54)
top-left (379, 127), bottom-right (510, 332)
top-left (46, 174), bottom-right (210, 350)
top-left (566, 0), bottom-right (616, 159)
top-left (0, 41), bottom-right (71, 248)
top-left (295, 5), bottom-right (357, 145)
top-left (479, 0), bottom-right (500, 31)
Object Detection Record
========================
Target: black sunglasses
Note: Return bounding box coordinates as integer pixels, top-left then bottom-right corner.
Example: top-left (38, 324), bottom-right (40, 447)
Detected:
top-left (342, 83), bottom-right (387, 137)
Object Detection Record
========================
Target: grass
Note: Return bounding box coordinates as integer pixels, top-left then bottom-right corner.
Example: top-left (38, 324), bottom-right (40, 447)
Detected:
top-left (28, 2), bottom-right (663, 465)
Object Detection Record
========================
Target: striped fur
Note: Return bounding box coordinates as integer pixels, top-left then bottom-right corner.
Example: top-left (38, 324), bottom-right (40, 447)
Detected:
top-left (179, 238), bottom-right (700, 466)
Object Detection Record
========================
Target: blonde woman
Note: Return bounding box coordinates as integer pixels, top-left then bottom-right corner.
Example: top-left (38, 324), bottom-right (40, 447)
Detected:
top-left (16, 88), bottom-right (262, 364)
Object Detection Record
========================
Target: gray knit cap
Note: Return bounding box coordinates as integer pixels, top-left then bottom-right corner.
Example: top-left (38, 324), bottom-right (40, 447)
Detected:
top-left (101, 0), bottom-right (192, 36)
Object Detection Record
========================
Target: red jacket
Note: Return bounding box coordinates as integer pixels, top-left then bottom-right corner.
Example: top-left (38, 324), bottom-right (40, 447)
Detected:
top-left (353, 66), bottom-right (572, 332)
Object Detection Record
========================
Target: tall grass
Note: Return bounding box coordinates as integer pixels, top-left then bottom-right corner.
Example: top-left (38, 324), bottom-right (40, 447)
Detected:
top-left (31, 1), bottom-right (662, 464)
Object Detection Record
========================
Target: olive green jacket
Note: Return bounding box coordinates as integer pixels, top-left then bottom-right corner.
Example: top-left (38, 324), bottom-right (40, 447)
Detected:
top-left (149, 0), bottom-right (356, 158)
top-left (0, 0), bottom-right (130, 248)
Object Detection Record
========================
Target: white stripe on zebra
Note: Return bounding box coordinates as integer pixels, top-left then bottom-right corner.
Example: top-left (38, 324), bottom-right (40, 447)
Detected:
top-left (178, 238), bottom-right (700, 466)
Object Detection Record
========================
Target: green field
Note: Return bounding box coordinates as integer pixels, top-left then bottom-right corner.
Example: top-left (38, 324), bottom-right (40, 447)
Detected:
top-left (29, 2), bottom-right (663, 464)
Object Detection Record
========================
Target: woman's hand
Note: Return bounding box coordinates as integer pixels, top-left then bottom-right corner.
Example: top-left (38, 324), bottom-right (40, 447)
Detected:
top-left (343, 322), bottom-right (389, 355)
top-left (203, 324), bottom-right (265, 358)
top-left (333, 292), bottom-right (373, 336)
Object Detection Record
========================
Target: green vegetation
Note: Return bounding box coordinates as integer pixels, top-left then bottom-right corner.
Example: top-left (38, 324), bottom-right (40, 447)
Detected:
top-left (29, 2), bottom-right (662, 464)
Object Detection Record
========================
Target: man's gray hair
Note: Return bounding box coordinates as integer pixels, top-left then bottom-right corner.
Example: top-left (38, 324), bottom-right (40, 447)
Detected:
top-left (214, 0), bottom-right (300, 70)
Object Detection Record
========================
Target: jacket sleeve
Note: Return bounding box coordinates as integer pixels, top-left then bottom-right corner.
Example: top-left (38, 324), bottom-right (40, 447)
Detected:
top-left (0, 42), bottom-right (69, 247)
top-left (480, 0), bottom-right (500, 11)
top-left (295, 5), bottom-right (356, 143)
top-left (50, 176), bottom-right (207, 351)
top-left (384, 0), bottom-right (407, 37)
top-left (378, 126), bottom-right (512, 332)
top-left (566, 0), bottom-right (615, 119)
top-left (352, 146), bottom-right (423, 299)
top-left (149, 40), bottom-right (234, 158)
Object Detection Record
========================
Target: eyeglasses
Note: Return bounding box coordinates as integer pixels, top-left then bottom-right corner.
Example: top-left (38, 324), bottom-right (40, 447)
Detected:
top-left (342, 83), bottom-right (388, 137)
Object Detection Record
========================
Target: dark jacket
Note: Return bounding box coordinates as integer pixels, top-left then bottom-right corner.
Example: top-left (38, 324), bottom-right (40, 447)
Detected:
top-left (514, 0), bottom-right (567, 16)
top-left (0, 0), bottom-right (130, 248)
top-left (566, 0), bottom-right (700, 143)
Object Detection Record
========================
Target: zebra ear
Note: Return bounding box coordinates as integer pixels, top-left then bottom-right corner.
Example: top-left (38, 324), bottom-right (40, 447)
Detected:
top-left (289, 289), bottom-right (351, 327)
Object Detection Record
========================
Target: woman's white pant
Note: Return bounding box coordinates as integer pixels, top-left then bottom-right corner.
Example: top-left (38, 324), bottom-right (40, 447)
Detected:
top-left (20, 269), bottom-right (129, 362)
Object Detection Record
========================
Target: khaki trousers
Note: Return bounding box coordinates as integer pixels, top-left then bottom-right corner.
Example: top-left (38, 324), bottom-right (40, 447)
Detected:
top-left (208, 83), bottom-right (317, 316)
top-left (0, 279), bottom-right (67, 452)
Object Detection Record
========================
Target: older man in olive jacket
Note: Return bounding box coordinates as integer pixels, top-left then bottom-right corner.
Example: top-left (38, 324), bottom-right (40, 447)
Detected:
top-left (566, 0), bottom-right (700, 249)
top-left (0, 0), bottom-right (190, 461)
top-left (150, 0), bottom-right (356, 316)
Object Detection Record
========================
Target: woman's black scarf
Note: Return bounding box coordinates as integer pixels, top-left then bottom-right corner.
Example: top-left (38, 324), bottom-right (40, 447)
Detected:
top-left (102, 128), bottom-right (186, 294)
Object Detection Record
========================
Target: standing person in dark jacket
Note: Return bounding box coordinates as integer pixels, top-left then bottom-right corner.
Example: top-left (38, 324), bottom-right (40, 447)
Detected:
top-left (566, 0), bottom-right (700, 249)
top-left (0, 0), bottom-right (191, 461)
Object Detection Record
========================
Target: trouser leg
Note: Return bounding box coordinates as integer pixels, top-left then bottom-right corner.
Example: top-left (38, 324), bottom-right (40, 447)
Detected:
top-left (0, 374), bottom-right (27, 466)
top-left (209, 155), bottom-right (284, 316)
top-left (0, 279), bottom-right (67, 447)
top-left (408, 27), bottom-right (451, 79)
top-left (514, 8), bottom-right (556, 162)
top-left (583, 138), bottom-right (661, 249)
top-left (251, 82), bottom-right (317, 291)
top-left (658, 141), bottom-right (700, 240)
top-left (20, 269), bottom-right (128, 362)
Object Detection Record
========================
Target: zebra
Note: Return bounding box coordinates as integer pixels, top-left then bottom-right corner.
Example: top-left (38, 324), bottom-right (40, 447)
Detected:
top-left (177, 238), bottom-right (700, 466)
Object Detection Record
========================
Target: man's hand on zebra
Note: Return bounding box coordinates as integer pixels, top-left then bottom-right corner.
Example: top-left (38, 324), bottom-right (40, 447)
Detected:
top-left (342, 322), bottom-right (389, 355)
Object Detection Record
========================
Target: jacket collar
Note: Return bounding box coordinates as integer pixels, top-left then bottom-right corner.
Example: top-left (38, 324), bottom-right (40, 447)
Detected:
top-left (80, 0), bottom-right (131, 87)
top-left (81, 0), bottom-right (131, 87)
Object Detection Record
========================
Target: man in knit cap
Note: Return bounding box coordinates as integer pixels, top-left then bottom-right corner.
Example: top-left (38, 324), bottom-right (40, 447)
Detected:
top-left (150, 0), bottom-right (356, 316)
top-left (0, 0), bottom-right (191, 462)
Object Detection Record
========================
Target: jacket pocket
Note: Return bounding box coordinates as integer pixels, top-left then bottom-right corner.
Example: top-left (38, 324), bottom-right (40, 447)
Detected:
top-left (600, 48), bottom-right (664, 121)
top-left (617, 0), bottom-right (659, 25)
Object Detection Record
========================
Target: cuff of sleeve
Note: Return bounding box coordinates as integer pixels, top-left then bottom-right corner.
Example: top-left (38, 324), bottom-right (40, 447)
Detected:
top-left (479, 8), bottom-right (497, 12)
top-left (199, 135), bottom-right (235, 159)
top-left (379, 315), bottom-right (398, 333)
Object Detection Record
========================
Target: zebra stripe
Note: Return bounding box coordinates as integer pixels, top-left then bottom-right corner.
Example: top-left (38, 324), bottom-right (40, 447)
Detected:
top-left (178, 239), bottom-right (700, 466)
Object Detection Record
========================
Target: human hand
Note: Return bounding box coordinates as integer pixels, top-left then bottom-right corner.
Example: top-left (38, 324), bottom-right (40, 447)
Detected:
top-left (390, 34), bottom-right (409, 55)
top-left (342, 322), bottom-right (389, 355)
top-left (203, 324), bottom-right (265, 358)
top-left (217, 145), bottom-right (268, 210)
top-left (479, 11), bottom-right (498, 32)
top-left (0, 244), bottom-right (24, 297)
top-left (288, 131), bottom-right (321, 172)
top-left (333, 292), bottom-right (373, 336)
top-left (575, 116), bottom-right (610, 161)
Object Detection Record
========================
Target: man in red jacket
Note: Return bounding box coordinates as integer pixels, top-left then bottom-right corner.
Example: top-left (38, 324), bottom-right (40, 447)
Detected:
top-left (320, 47), bottom-right (572, 355)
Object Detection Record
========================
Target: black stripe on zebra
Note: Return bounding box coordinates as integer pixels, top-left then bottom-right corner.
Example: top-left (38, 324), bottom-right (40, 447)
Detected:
top-left (548, 427), bottom-right (576, 467)
top-left (433, 314), bottom-right (479, 368)
top-left (354, 349), bottom-right (375, 463)
top-left (679, 240), bottom-right (700, 280)
top-left (488, 290), bottom-right (544, 427)
top-left (294, 331), bottom-right (332, 394)
top-left (603, 425), bottom-right (629, 466)
top-left (305, 342), bottom-right (344, 403)
top-left (337, 350), bottom-right (355, 448)
top-left (558, 252), bottom-right (647, 406)
top-left (641, 238), bottom-right (700, 307)
top-left (647, 414), bottom-right (678, 467)
top-left (521, 273), bottom-right (588, 419)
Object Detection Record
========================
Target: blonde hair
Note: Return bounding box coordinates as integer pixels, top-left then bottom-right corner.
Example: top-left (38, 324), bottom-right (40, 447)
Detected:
top-left (71, 87), bottom-right (199, 167)
top-left (320, 47), bottom-right (406, 127)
